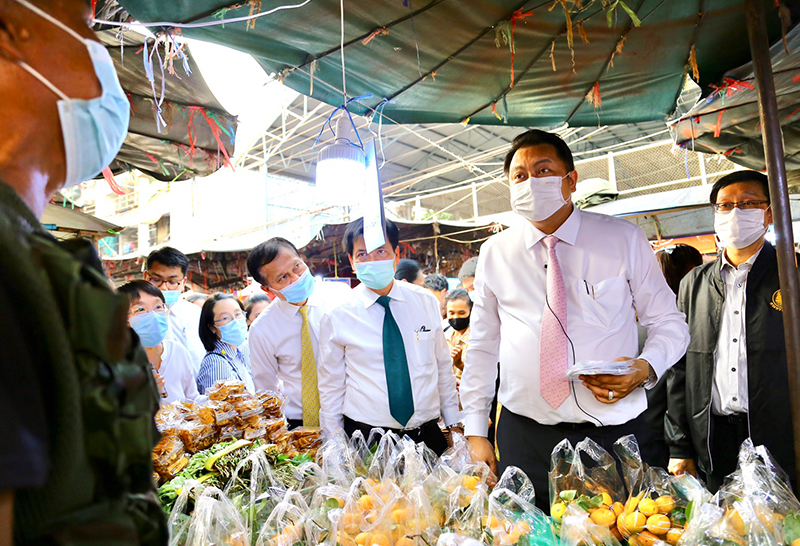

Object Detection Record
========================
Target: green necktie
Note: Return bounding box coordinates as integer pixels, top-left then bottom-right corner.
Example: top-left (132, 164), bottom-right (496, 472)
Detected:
top-left (376, 295), bottom-right (415, 426)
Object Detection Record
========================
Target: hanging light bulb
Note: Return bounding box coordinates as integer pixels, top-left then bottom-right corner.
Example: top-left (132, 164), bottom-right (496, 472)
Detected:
top-left (316, 116), bottom-right (366, 207)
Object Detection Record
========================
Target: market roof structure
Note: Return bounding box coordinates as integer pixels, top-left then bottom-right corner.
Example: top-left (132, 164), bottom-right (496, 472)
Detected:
top-left (111, 0), bottom-right (795, 129)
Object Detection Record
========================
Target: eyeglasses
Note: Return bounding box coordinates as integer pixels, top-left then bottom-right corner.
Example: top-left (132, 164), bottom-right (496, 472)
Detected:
top-left (713, 200), bottom-right (769, 213)
top-left (130, 304), bottom-right (168, 317)
top-left (149, 276), bottom-right (183, 289)
top-left (213, 311), bottom-right (246, 326)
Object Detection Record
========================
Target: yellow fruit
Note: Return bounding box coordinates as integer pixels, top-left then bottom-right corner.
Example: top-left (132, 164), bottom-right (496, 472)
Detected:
top-left (515, 521), bottom-right (531, 534)
top-left (611, 502), bottom-right (625, 517)
top-left (355, 533), bottom-right (370, 546)
top-left (617, 513), bottom-right (632, 539)
top-left (358, 495), bottom-right (375, 512)
top-left (646, 514), bottom-right (671, 535)
top-left (726, 508), bottom-right (745, 535)
top-left (639, 498), bottom-right (658, 517)
top-left (335, 497), bottom-right (346, 508)
top-left (610, 526), bottom-right (623, 541)
top-left (666, 528), bottom-right (683, 546)
top-left (625, 512), bottom-right (647, 533)
top-left (392, 508), bottom-right (408, 524)
top-left (656, 496), bottom-right (676, 514)
top-left (368, 533), bottom-right (391, 546)
top-left (625, 493), bottom-right (644, 514)
top-left (601, 492), bottom-right (614, 507)
top-left (551, 502), bottom-right (567, 523)
top-left (590, 508), bottom-right (617, 528)
top-left (396, 538), bottom-right (415, 546)
top-left (339, 534), bottom-right (358, 546)
top-left (637, 530), bottom-right (660, 546)
top-left (391, 525), bottom-right (406, 541)
top-left (462, 475), bottom-right (479, 491)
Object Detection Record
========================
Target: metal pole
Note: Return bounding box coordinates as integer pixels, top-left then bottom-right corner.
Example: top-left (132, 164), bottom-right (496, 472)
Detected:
top-left (745, 0), bottom-right (800, 481)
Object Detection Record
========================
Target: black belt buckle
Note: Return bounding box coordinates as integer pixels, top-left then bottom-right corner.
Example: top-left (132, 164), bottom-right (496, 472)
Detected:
top-left (726, 413), bottom-right (747, 425)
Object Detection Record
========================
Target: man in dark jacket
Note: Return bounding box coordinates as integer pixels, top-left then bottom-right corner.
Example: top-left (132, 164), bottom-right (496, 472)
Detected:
top-left (665, 170), bottom-right (796, 491)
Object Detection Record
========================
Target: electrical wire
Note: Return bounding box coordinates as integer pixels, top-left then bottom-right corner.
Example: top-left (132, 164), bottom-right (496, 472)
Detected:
top-left (340, 0), bottom-right (347, 101)
top-left (91, 0), bottom-right (313, 29)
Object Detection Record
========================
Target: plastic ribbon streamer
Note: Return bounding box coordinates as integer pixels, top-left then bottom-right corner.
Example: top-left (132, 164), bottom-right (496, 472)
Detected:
top-left (102, 166), bottom-right (126, 195)
top-left (586, 82), bottom-right (601, 109)
top-left (496, 8), bottom-right (534, 87)
top-left (713, 109), bottom-right (725, 138)
top-left (689, 44), bottom-right (700, 82)
top-left (710, 78), bottom-right (754, 104)
top-left (604, 0), bottom-right (641, 28)
top-left (367, 97), bottom-right (395, 168)
top-left (549, 1), bottom-right (575, 71)
top-left (362, 27), bottom-right (389, 45)
top-left (608, 35), bottom-right (627, 70)
top-left (163, 29), bottom-right (192, 77)
top-left (188, 106), bottom-right (235, 170)
top-left (143, 38), bottom-right (167, 133)
top-left (247, 0), bottom-right (262, 30)
top-left (312, 93), bottom-right (373, 151)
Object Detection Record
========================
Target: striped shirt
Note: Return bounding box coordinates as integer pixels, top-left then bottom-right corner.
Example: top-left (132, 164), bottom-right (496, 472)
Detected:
top-left (197, 339), bottom-right (255, 394)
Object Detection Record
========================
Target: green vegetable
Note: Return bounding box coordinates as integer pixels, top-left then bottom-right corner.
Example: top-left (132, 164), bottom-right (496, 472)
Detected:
top-left (784, 512), bottom-right (800, 544)
top-left (204, 439), bottom-right (252, 471)
top-left (182, 441), bottom-right (235, 479)
top-left (559, 490), bottom-right (577, 502)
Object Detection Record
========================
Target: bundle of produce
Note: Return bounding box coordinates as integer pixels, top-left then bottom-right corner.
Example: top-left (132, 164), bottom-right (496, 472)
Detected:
top-left (681, 439), bottom-right (800, 546)
top-left (548, 437), bottom-right (627, 539)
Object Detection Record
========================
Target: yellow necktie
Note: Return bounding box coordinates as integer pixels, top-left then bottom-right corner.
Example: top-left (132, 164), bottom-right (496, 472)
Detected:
top-left (299, 306), bottom-right (320, 427)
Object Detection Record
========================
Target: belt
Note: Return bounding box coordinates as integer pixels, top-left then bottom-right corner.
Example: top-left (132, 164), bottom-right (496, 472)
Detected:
top-left (552, 421), bottom-right (602, 431)
top-left (716, 412), bottom-right (748, 425)
top-left (345, 415), bottom-right (440, 439)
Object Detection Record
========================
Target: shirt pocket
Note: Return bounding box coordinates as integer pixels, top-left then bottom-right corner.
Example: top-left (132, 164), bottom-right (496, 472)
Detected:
top-left (413, 329), bottom-right (437, 366)
top-left (577, 276), bottom-right (632, 331)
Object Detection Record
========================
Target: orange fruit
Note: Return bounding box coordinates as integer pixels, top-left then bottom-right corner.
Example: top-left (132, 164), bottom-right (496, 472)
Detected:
top-left (392, 508), bottom-right (408, 524)
top-left (601, 492), bottom-right (614, 507)
top-left (610, 526), bottom-right (623, 541)
top-left (335, 497), bottom-right (346, 508)
top-left (636, 530), bottom-right (660, 546)
top-left (726, 508), bottom-right (745, 535)
top-left (551, 502), bottom-right (567, 523)
top-left (646, 514), bottom-right (671, 535)
top-left (617, 513), bottom-right (632, 539)
top-left (639, 498), bottom-right (658, 517)
top-left (625, 512), bottom-right (647, 533)
top-left (611, 502), bottom-right (625, 517)
top-left (355, 533), bottom-right (371, 546)
top-left (395, 538), bottom-right (414, 546)
top-left (368, 533), bottom-right (391, 546)
top-left (462, 475), bottom-right (479, 491)
top-left (656, 496), bottom-right (676, 514)
top-left (590, 508), bottom-right (617, 528)
top-left (666, 528), bottom-right (683, 545)
top-left (625, 493), bottom-right (644, 514)
top-left (358, 495), bottom-right (375, 512)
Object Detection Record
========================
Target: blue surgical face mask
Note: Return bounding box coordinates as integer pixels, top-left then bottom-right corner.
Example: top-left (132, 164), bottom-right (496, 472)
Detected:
top-left (356, 259), bottom-right (396, 291)
top-left (129, 311), bottom-right (169, 348)
top-left (162, 290), bottom-right (181, 308)
top-left (219, 318), bottom-right (247, 347)
top-left (13, 0), bottom-right (130, 188)
top-left (274, 267), bottom-right (315, 303)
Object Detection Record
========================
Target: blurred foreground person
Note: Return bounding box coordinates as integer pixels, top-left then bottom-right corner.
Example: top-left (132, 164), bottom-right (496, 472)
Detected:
top-left (0, 0), bottom-right (165, 543)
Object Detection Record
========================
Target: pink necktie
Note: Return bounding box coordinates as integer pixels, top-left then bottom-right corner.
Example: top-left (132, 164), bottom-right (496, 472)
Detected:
top-left (540, 235), bottom-right (570, 409)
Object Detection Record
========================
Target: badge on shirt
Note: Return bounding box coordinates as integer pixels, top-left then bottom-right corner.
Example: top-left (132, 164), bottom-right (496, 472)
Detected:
top-left (771, 289), bottom-right (782, 312)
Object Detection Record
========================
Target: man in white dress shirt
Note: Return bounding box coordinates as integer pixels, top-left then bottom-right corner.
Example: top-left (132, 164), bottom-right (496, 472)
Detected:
top-left (247, 237), bottom-right (351, 428)
top-left (318, 218), bottom-right (462, 455)
top-left (146, 247), bottom-right (206, 373)
top-left (460, 130), bottom-right (689, 508)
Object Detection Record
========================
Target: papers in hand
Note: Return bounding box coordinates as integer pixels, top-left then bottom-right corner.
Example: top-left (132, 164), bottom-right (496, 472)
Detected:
top-left (566, 360), bottom-right (635, 380)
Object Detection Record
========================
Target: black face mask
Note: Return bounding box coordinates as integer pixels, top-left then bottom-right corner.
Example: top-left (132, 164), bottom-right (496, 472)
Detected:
top-left (448, 316), bottom-right (470, 331)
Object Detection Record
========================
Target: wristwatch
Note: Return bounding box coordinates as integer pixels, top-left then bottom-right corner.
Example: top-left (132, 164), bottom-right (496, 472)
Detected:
top-left (640, 361), bottom-right (658, 389)
top-left (447, 422), bottom-right (465, 430)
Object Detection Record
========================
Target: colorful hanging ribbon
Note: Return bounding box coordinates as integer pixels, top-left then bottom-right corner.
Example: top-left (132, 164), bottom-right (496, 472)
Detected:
top-left (510, 8), bottom-right (534, 87)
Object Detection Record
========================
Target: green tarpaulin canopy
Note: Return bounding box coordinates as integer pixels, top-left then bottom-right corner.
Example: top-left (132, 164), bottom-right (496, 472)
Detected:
top-left (112, 0), bottom-right (793, 128)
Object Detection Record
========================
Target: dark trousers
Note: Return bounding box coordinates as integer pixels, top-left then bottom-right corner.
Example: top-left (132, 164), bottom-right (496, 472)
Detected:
top-left (343, 415), bottom-right (448, 456)
top-left (287, 418), bottom-right (303, 430)
top-left (496, 407), bottom-right (659, 513)
top-left (705, 413), bottom-right (749, 492)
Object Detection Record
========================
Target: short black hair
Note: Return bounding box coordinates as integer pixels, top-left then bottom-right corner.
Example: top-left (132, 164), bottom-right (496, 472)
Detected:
top-left (458, 257), bottom-right (478, 281)
top-left (445, 288), bottom-right (473, 308)
top-left (656, 244), bottom-right (704, 295)
top-left (424, 273), bottom-right (448, 292)
top-left (199, 293), bottom-right (245, 352)
top-left (709, 170), bottom-right (770, 205)
top-left (395, 259), bottom-right (421, 282)
top-left (344, 218), bottom-right (400, 257)
top-left (147, 246), bottom-right (190, 276)
top-left (247, 237), bottom-right (301, 286)
top-left (244, 293), bottom-right (271, 320)
top-left (118, 279), bottom-right (165, 305)
top-left (503, 130), bottom-right (575, 176)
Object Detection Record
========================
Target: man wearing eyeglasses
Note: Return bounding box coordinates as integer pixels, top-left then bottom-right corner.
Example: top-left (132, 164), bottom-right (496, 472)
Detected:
top-left (146, 247), bottom-right (206, 373)
top-left (666, 170), bottom-right (797, 492)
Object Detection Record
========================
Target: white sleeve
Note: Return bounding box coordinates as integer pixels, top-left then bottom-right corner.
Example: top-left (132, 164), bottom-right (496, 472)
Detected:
top-left (429, 293), bottom-right (461, 426)
top-left (317, 312), bottom-right (347, 432)
top-left (248, 320), bottom-right (281, 392)
top-left (460, 249), bottom-right (501, 437)
top-left (628, 227), bottom-right (691, 379)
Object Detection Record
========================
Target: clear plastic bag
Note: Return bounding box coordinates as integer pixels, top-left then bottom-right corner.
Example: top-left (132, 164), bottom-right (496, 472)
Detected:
top-left (256, 389), bottom-right (286, 419)
top-left (320, 429), bottom-right (360, 486)
top-left (255, 490), bottom-right (309, 546)
top-left (487, 473), bottom-right (558, 546)
top-left (306, 484), bottom-right (349, 546)
top-left (559, 503), bottom-right (621, 546)
top-left (565, 360), bottom-right (635, 380)
top-left (182, 486), bottom-right (249, 546)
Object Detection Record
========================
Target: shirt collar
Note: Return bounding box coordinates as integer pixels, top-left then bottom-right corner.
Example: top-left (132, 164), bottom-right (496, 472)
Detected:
top-left (523, 206), bottom-right (581, 250)
top-left (214, 339), bottom-right (241, 356)
top-left (355, 280), bottom-right (407, 308)
top-left (721, 244), bottom-right (763, 272)
top-left (274, 283), bottom-right (320, 317)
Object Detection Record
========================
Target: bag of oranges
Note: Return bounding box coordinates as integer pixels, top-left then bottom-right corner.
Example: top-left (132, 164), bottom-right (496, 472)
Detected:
top-left (548, 438), bottom-right (626, 534)
top-left (559, 503), bottom-right (622, 546)
top-left (255, 490), bottom-right (309, 546)
top-left (613, 435), bottom-right (690, 546)
top-left (487, 467), bottom-right (558, 546)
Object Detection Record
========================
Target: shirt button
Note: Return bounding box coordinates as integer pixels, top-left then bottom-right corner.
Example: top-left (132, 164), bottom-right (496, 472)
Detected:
top-left (733, 396), bottom-right (738, 401)
top-left (734, 311), bottom-right (740, 315)
top-left (737, 283), bottom-right (742, 287)
top-left (733, 338), bottom-right (738, 342)
top-left (731, 368), bottom-right (736, 372)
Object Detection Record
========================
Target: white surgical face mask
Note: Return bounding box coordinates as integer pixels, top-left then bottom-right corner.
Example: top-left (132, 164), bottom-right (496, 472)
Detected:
top-left (13, 0), bottom-right (130, 189)
top-left (511, 173), bottom-right (572, 222)
top-left (714, 207), bottom-right (769, 250)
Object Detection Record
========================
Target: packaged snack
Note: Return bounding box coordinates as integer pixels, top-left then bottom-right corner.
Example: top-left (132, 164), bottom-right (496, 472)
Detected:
top-left (291, 427), bottom-right (322, 452)
top-left (219, 425), bottom-right (244, 442)
top-left (206, 379), bottom-right (245, 401)
top-left (266, 417), bottom-right (289, 436)
top-left (239, 406), bottom-right (266, 424)
top-left (234, 396), bottom-right (262, 415)
top-left (179, 420), bottom-right (218, 453)
top-left (271, 426), bottom-right (292, 453)
top-left (193, 401), bottom-right (217, 425)
top-left (243, 425), bottom-right (267, 441)
top-left (215, 408), bottom-right (238, 427)
top-left (257, 390), bottom-right (286, 419)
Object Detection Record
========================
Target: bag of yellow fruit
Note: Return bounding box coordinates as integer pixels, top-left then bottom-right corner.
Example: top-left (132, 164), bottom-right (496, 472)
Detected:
top-left (559, 503), bottom-right (623, 546)
top-left (392, 485), bottom-right (441, 546)
top-left (613, 435), bottom-right (694, 546)
top-left (305, 484), bottom-right (350, 546)
top-left (255, 491), bottom-right (309, 546)
top-left (184, 486), bottom-right (250, 546)
top-left (487, 470), bottom-right (558, 546)
top-left (548, 438), bottom-right (626, 531)
top-left (386, 436), bottom-right (438, 495)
